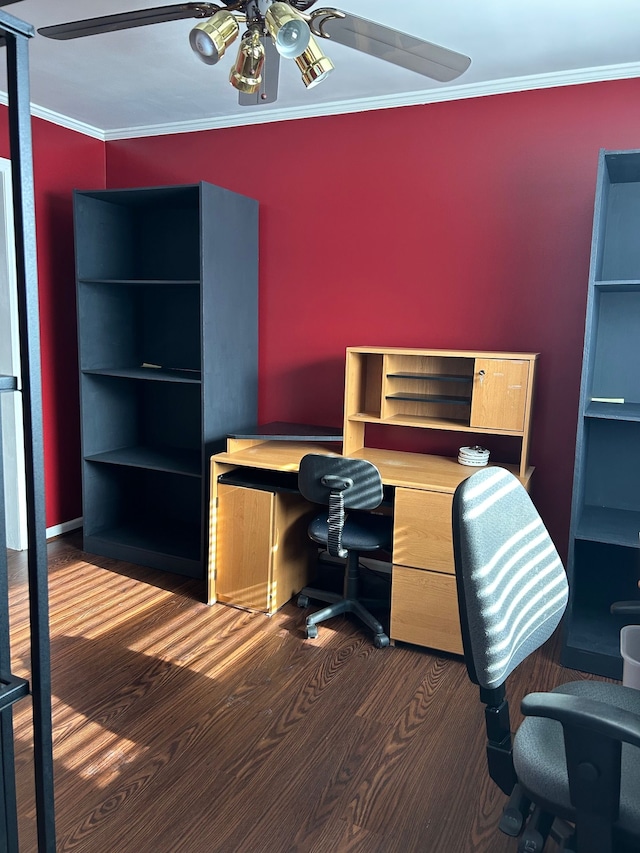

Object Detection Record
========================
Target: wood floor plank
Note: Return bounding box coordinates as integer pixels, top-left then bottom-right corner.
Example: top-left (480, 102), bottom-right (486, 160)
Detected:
top-left (8, 533), bottom-right (597, 851)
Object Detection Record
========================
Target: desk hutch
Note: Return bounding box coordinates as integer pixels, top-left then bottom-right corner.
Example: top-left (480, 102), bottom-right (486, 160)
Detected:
top-left (208, 347), bottom-right (538, 654)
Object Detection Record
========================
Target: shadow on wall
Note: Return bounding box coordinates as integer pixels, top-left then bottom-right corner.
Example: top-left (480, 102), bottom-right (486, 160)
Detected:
top-left (261, 356), bottom-right (346, 427)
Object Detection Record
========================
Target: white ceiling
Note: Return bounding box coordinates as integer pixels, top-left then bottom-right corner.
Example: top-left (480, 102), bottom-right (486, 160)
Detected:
top-left (1, 0), bottom-right (640, 140)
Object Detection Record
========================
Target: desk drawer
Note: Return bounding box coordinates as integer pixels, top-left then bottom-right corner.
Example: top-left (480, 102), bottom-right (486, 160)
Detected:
top-left (393, 487), bottom-right (454, 573)
top-left (390, 565), bottom-right (463, 654)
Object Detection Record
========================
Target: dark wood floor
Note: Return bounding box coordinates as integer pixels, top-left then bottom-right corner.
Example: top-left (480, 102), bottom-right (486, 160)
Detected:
top-left (8, 533), bottom-right (603, 852)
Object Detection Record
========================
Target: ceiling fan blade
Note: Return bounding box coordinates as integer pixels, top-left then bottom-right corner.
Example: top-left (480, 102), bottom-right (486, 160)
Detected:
top-left (310, 10), bottom-right (471, 83)
top-left (238, 36), bottom-right (280, 106)
top-left (37, 3), bottom-right (220, 40)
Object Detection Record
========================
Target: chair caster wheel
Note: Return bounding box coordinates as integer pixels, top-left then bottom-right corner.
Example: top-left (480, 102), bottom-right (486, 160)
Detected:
top-left (374, 634), bottom-right (390, 648)
top-left (297, 594), bottom-right (309, 608)
top-left (306, 625), bottom-right (318, 639)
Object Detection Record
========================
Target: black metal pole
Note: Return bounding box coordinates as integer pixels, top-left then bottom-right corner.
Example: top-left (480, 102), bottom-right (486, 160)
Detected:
top-left (0, 408), bottom-right (20, 853)
top-left (1, 9), bottom-right (56, 851)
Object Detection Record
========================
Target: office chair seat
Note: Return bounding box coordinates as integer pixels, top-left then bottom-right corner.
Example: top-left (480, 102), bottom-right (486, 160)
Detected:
top-left (514, 679), bottom-right (640, 845)
top-left (308, 511), bottom-right (391, 554)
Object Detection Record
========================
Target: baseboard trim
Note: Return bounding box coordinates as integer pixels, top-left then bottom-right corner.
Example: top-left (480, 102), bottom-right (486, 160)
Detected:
top-left (46, 517), bottom-right (82, 541)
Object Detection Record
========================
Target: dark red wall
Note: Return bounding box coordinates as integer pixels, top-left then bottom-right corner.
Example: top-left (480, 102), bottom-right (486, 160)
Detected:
top-left (10, 78), bottom-right (640, 549)
top-left (104, 78), bottom-right (640, 557)
top-left (0, 113), bottom-right (105, 527)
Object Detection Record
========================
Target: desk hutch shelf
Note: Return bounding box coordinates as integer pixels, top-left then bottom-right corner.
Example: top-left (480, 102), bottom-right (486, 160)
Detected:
top-left (343, 347), bottom-right (538, 477)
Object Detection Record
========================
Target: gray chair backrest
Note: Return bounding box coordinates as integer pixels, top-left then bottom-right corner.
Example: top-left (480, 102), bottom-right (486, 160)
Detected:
top-left (452, 467), bottom-right (568, 690)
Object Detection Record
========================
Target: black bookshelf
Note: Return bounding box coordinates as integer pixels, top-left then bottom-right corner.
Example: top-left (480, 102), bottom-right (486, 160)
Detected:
top-left (74, 183), bottom-right (258, 579)
top-left (562, 149), bottom-right (640, 680)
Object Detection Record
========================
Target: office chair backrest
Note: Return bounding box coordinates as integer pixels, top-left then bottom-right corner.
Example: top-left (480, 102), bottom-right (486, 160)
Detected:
top-left (453, 466), bottom-right (569, 690)
top-left (298, 455), bottom-right (384, 510)
top-left (298, 455), bottom-right (384, 559)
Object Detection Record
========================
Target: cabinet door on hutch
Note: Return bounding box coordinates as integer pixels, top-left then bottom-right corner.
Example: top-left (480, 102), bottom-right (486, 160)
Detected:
top-left (470, 358), bottom-right (530, 432)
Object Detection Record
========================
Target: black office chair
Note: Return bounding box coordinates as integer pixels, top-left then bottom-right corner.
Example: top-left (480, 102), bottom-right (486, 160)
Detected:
top-left (452, 466), bottom-right (640, 853)
top-left (296, 454), bottom-right (392, 648)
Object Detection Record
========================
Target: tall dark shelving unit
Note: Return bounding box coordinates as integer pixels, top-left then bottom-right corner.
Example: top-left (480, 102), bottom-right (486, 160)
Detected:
top-left (562, 148), bottom-right (640, 679)
top-left (74, 183), bottom-right (258, 580)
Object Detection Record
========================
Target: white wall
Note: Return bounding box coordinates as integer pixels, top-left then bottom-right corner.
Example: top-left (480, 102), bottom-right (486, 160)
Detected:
top-left (0, 157), bottom-right (27, 550)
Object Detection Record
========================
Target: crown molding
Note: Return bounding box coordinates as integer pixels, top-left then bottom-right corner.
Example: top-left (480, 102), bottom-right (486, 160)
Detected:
top-left (0, 92), bottom-right (106, 139)
top-left (101, 60), bottom-right (640, 140)
top-left (9, 60), bottom-right (640, 143)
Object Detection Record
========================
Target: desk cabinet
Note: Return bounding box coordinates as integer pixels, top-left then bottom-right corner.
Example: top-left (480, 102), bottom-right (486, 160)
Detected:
top-left (390, 487), bottom-right (462, 653)
top-left (216, 482), bottom-right (316, 614)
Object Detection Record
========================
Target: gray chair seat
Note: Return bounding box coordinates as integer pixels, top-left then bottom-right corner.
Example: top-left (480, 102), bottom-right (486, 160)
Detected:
top-left (514, 679), bottom-right (640, 844)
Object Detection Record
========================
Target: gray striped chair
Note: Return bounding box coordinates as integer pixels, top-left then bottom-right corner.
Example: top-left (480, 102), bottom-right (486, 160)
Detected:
top-left (452, 466), bottom-right (640, 853)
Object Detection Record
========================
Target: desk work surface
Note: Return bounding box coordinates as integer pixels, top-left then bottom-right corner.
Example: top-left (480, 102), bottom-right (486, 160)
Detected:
top-left (212, 439), bottom-right (533, 492)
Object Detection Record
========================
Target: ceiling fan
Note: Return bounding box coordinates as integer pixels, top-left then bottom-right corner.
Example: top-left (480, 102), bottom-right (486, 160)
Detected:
top-left (37, 1), bottom-right (471, 107)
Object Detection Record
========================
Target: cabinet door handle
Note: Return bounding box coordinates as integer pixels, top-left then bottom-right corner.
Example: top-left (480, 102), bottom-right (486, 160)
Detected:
top-left (478, 369), bottom-right (485, 385)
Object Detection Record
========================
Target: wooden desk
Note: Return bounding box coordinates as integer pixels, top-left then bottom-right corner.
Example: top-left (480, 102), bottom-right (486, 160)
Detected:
top-left (208, 439), bottom-right (533, 654)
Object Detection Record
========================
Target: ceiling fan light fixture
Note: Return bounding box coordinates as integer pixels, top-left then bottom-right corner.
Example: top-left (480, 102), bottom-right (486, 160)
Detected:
top-left (265, 2), bottom-right (310, 59)
top-left (294, 35), bottom-right (334, 89)
top-left (229, 28), bottom-right (266, 95)
top-left (189, 10), bottom-right (239, 66)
